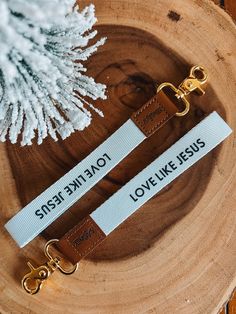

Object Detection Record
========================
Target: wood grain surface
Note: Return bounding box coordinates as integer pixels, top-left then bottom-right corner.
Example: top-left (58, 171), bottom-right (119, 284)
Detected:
top-left (0, 0), bottom-right (236, 313)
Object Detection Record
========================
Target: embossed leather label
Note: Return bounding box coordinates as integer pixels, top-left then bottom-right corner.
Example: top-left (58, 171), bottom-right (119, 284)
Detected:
top-left (131, 90), bottom-right (178, 136)
top-left (57, 216), bottom-right (106, 264)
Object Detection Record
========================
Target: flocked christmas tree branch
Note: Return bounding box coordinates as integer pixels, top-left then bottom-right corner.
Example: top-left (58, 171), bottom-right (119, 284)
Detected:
top-left (0, 0), bottom-right (106, 146)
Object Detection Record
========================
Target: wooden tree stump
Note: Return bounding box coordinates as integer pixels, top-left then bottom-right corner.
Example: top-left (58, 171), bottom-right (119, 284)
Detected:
top-left (0, 0), bottom-right (236, 313)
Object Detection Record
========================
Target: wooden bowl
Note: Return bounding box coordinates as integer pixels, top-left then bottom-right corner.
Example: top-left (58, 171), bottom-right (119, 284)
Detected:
top-left (1, 0), bottom-right (236, 313)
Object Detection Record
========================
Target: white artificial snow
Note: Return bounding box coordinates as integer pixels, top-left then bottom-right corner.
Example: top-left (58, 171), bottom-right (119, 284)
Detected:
top-left (0, 0), bottom-right (106, 145)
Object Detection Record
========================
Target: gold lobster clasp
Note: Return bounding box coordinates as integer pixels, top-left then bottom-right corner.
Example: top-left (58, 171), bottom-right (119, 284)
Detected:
top-left (22, 239), bottom-right (78, 295)
top-left (157, 65), bottom-right (208, 117)
top-left (22, 262), bottom-right (54, 295)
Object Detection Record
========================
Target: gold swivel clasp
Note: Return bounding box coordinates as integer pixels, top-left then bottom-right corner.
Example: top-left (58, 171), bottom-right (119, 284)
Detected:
top-left (22, 239), bottom-right (78, 295)
top-left (157, 65), bottom-right (208, 117)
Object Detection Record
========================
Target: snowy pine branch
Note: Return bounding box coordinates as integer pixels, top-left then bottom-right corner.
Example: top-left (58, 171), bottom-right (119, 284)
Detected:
top-left (0, 0), bottom-right (106, 145)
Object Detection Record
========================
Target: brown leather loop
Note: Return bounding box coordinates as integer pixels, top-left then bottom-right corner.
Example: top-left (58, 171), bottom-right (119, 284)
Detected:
top-left (131, 90), bottom-right (178, 137)
top-left (57, 216), bottom-right (106, 265)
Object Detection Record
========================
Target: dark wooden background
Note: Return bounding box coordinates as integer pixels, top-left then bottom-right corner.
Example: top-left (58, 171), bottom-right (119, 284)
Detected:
top-left (218, 0), bottom-right (236, 20)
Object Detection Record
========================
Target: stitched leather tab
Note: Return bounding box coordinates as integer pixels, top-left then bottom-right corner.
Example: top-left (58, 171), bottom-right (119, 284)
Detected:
top-left (57, 216), bottom-right (106, 265)
top-left (131, 90), bottom-right (178, 137)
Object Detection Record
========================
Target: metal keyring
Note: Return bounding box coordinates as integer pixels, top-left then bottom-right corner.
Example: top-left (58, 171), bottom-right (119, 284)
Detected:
top-left (156, 65), bottom-right (208, 117)
top-left (44, 239), bottom-right (79, 275)
top-left (157, 82), bottom-right (190, 117)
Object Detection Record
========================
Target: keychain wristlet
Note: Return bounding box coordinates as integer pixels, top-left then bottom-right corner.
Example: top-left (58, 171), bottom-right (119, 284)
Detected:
top-left (5, 65), bottom-right (207, 248)
top-left (22, 112), bottom-right (232, 294)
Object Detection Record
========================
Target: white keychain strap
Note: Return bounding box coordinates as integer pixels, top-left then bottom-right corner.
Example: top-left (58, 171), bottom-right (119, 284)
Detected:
top-left (92, 112), bottom-right (232, 234)
top-left (5, 119), bottom-right (145, 247)
top-left (5, 66), bottom-right (210, 248)
top-left (56, 112), bottom-right (232, 265)
top-left (5, 87), bottom-right (179, 248)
